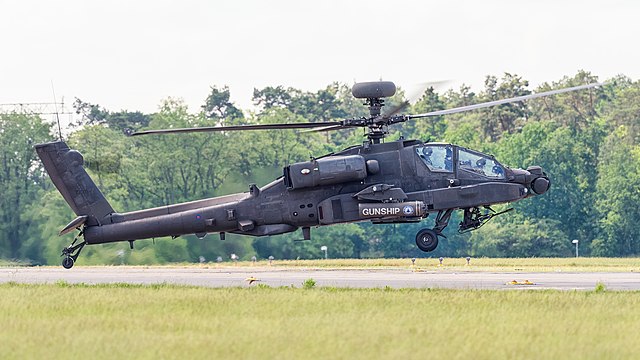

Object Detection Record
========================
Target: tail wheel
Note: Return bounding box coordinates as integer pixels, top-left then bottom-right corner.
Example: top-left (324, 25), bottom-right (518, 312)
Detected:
top-left (415, 229), bottom-right (439, 252)
top-left (62, 257), bottom-right (74, 269)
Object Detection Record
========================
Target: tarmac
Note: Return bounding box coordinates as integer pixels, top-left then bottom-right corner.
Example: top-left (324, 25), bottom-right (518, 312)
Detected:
top-left (2, 266), bottom-right (640, 290)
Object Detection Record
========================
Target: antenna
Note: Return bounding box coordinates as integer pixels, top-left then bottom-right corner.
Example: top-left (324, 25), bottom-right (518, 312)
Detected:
top-left (50, 80), bottom-right (63, 141)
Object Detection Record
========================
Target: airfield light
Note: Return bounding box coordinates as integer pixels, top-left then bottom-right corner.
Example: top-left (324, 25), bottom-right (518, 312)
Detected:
top-left (466, 256), bottom-right (471, 265)
top-left (251, 256), bottom-right (257, 263)
top-left (231, 253), bottom-right (238, 262)
top-left (268, 255), bottom-right (275, 265)
top-left (439, 257), bottom-right (444, 266)
top-left (320, 245), bottom-right (328, 259)
top-left (216, 256), bottom-right (223, 263)
top-left (572, 239), bottom-right (579, 258)
top-left (411, 258), bottom-right (416, 266)
top-left (199, 256), bottom-right (205, 264)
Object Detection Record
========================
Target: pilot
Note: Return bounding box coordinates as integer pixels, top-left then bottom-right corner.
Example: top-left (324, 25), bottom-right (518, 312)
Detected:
top-left (421, 147), bottom-right (433, 165)
top-left (476, 158), bottom-right (486, 168)
top-left (444, 147), bottom-right (453, 171)
top-left (492, 165), bottom-right (504, 177)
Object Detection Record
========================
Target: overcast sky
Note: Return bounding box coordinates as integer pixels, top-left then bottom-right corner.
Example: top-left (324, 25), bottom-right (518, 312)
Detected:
top-left (1, 0), bottom-right (638, 116)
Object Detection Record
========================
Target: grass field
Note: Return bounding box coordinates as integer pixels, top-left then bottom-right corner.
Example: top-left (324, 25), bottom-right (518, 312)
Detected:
top-left (1, 282), bottom-right (639, 359)
top-left (161, 257), bottom-right (640, 273)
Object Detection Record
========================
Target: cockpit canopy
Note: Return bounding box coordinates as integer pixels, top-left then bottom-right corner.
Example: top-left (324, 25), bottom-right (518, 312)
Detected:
top-left (416, 144), bottom-right (505, 179)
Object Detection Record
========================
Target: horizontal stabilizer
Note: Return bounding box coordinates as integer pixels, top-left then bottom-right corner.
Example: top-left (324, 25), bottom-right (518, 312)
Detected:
top-left (59, 215), bottom-right (89, 236)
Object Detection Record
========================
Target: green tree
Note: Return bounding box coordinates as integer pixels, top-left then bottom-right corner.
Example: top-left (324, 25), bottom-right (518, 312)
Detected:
top-left (0, 113), bottom-right (53, 259)
top-left (592, 126), bottom-right (640, 256)
top-left (598, 77), bottom-right (640, 143)
top-left (471, 217), bottom-right (570, 257)
top-left (313, 224), bottom-right (366, 258)
top-left (202, 85), bottom-right (244, 123)
top-left (528, 70), bottom-right (602, 131)
top-left (496, 122), bottom-right (603, 252)
top-left (252, 85), bottom-right (293, 110)
top-left (131, 98), bottom-right (236, 205)
top-left (407, 87), bottom-right (447, 141)
top-left (236, 108), bottom-right (326, 172)
top-left (21, 190), bottom-right (75, 264)
top-left (479, 73), bottom-right (531, 141)
top-left (252, 231), bottom-right (323, 260)
top-left (73, 98), bottom-right (151, 132)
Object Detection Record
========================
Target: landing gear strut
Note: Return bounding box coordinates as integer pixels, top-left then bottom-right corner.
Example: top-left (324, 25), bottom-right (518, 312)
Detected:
top-left (433, 209), bottom-right (453, 235)
top-left (415, 209), bottom-right (453, 253)
top-left (61, 231), bottom-right (86, 269)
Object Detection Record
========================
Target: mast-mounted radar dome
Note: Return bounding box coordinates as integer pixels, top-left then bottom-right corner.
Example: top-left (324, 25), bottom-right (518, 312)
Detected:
top-left (352, 81), bottom-right (396, 99)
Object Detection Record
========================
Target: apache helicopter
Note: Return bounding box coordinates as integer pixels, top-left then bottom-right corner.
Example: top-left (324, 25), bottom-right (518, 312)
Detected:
top-left (36, 80), bottom-right (599, 268)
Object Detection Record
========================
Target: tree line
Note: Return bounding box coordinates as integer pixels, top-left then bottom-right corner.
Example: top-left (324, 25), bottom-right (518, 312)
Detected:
top-left (1, 70), bottom-right (639, 264)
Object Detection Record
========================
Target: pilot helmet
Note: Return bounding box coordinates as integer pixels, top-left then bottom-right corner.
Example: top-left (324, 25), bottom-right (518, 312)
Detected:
top-left (476, 158), bottom-right (486, 167)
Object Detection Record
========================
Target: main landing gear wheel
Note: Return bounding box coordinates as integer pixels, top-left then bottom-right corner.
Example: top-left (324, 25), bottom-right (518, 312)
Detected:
top-left (62, 257), bottom-right (74, 269)
top-left (416, 229), bottom-right (439, 252)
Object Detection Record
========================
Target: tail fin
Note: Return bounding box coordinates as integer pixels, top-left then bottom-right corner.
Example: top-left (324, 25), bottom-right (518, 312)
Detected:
top-left (35, 141), bottom-right (115, 225)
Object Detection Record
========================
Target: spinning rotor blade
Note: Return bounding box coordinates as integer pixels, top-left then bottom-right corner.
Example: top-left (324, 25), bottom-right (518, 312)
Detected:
top-left (407, 83), bottom-right (602, 119)
top-left (129, 81), bottom-right (602, 139)
top-left (381, 80), bottom-right (453, 119)
top-left (130, 122), bottom-right (342, 136)
top-left (383, 100), bottom-right (410, 119)
top-left (302, 124), bottom-right (350, 133)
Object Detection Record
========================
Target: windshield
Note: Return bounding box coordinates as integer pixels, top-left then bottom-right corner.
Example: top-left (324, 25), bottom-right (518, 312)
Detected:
top-left (458, 148), bottom-right (505, 179)
top-left (416, 145), bottom-right (453, 172)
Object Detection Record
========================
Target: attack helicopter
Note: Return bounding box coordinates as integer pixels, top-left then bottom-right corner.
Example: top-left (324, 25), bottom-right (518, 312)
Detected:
top-left (35, 80), bottom-right (600, 268)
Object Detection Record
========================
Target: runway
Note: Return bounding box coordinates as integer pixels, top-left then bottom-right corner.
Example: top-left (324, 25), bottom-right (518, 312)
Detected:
top-left (2, 266), bottom-right (640, 290)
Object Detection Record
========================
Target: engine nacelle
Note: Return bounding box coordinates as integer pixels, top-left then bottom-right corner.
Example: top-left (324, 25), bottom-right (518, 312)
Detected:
top-left (284, 155), bottom-right (367, 190)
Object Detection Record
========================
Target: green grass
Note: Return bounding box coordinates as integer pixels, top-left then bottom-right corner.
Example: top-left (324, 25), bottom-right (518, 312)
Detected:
top-left (1, 283), bottom-right (640, 359)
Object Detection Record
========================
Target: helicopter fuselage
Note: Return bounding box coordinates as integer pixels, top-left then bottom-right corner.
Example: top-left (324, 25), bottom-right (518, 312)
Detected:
top-left (79, 138), bottom-right (546, 244)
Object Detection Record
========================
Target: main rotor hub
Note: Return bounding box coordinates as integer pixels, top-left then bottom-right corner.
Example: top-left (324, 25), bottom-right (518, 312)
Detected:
top-left (365, 97), bottom-right (385, 117)
top-left (350, 81), bottom-right (398, 143)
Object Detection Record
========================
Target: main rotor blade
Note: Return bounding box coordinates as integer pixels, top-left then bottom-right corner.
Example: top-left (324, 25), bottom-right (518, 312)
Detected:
top-left (407, 83), bottom-right (603, 119)
top-left (302, 124), bottom-right (350, 133)
top-left (381, 80), bottom-right (453, 119)
top-left (130, 122), bottom-right (342, 136)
